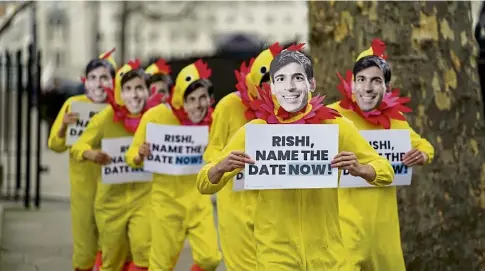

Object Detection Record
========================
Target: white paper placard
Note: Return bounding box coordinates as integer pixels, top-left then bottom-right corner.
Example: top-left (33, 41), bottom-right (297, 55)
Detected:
top-left (144, 123), bottom-right (209, 175)
top-left (339, 129), bottom-right (412, 188)
top-left (66, 101), bottom-right (107, 146)
top-left (243, 124), bottom-right (339, 190)
top-left (101, 137), bottom-right (153, 184)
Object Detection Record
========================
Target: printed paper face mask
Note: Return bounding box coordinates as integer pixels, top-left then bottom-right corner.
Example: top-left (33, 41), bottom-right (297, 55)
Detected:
top-left (353, 66), bottom-right (386, 112)
top-left (183, 87), bottom-right (210, 124)
top-left (85, 66), bottom-right (112, 103)
top-left (271, 62), bottom-right (310, 113)
top-left (120, 76), bottom-right (149, 114)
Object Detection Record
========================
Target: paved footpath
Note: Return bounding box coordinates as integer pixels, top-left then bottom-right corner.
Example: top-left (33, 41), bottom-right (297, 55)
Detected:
top-left (0, 201), bottom-right (226, 271)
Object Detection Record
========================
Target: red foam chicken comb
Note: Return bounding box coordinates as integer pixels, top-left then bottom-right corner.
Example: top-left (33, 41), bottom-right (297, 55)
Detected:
top-left (101, 48), bottom-right (116, 60)
top-left (194, 59), bottom-right (212, 79)
top-left (155, 58), bottom-right (171, 74)
top-left (268, 42), bottom-right (283, 56)
top-left (127, 59), bottom-right (141, 70)
top-left (371, 39), bottom-right (388, 60)
top-left (286, 43), bottom-right (306, 52)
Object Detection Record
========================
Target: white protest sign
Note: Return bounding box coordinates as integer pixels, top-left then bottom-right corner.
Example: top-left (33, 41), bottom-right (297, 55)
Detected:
top-left (233, 172), bottom-right (245, 191)
top-left (101, 137), bottom-right (153, 184)
top-left (339, 129), bottom-right (412, 188)
top-left (144, 123), bottom-right (208, 175)
top-left (243, 124), bottom-right (339, 190)
top-left (66, 101), bottom-right (107, 146)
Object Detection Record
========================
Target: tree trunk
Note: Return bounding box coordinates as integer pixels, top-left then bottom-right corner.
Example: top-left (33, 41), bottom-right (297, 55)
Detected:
top-left (310, 1), bottom-right (485, 270)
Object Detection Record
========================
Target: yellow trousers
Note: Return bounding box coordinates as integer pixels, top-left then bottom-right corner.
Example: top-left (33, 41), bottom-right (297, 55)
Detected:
top-left (95, 182), bottom-right (151, 271)
top-left (70, 158), bottom-right (100, 270)
top-left (149, 177), bottom-right (221, 271)
top-left (340, 187), bottom-right (405, 271)
top-left (216, 181), bottom-right (258, 271)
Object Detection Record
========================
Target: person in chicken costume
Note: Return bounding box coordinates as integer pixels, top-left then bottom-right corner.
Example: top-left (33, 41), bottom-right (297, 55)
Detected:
top-left (329, 39), bottom-right (435, 271)
top-left (201, 42), bottom-right (282, 271)
top-left (145, 58), bottom-right (173, 103)
top-left (126, 59), bottom-right (221, 271)
top-left (196, 44), bottom-right (395, 270)
top-left (48, 48), bottom-right (116, 271)
top-left (71, 59), bottom-right (163, 271)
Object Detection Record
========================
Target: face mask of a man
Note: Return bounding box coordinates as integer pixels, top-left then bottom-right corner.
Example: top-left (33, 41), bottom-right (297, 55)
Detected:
top-left (183, 87), bottom-right (210, 124)
top-left (121, 76), bottom-right (149, 114)
top-left (270, 62), bottom-right (314, 113)
top-left (85, 66), bottom-right (112, 103)
top-left (353, 66), bottom-right (387, 112)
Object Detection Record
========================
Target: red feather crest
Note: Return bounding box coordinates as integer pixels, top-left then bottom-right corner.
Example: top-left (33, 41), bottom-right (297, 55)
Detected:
top-left (155, 58), bottom-right (171, 74)
top-left (336, 70), bottom-right (412, 129)
top-left (268, 42), bottom-right (283, 56)
top-left (252, 84), bottom-right (340, 124)
top-left (127, 59), bottom-right (141, 70)
top-left (194, 59), bottom-right (212, 79)
top-left (234, 60), bottom-right (259, 120)
top-left (285, 43), bottom-right (306, 52)
top-left (101, 48), bottom-right (116, 60)
top-left (171, 107), bottom-right (214, 128)
top-left (371, 38), bottom-right (388, 60)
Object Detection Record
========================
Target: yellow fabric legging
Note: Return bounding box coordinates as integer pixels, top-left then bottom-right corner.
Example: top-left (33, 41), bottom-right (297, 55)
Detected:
top-left (95, 183), bottom-right (151, 271)
top-left (70, 158), bottom-right (100, 270)
top-left (149, 178), bottom-right (221, 271)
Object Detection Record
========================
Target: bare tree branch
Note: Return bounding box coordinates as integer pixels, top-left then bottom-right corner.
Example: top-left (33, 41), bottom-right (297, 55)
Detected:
top-left (0, 1), bottom-right (34, 38)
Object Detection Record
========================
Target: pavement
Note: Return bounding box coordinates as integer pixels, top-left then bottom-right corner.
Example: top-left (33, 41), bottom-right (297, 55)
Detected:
top-left (0, 200), bottom-right (226, 271)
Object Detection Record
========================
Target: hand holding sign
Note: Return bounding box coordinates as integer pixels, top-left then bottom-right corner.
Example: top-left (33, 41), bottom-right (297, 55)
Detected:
top-left (63, 112), bottom-right (79, 125)
top-left (58, 112), bottom-right (79, 138)
top-left (139, 143), bottom-right (151, 158)
top-left (331, 151), bottom-right (359, 172)
top-left (331, 151), bottom-right (376, 182)
top-left (402, 149), bottom-right (428, 166)
top-left (218, 151), bottom-right (255, 172)
top-left (84, 149), bottom-right (112, 166)
top-left (134, 142), bottom-right (151, 165)
top-left (209, 151), bottom-right (255, 185)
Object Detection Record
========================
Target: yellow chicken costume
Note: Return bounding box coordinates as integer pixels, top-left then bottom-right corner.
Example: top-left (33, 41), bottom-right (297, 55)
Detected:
top-left (197, 44), bottom-right (395, 270)
top-left (126, 60), bottom-right (221, 271)
top-left (202, 42), bottom-right (283, 271)
top-left (48, 49), bottom-right (116, 271)
top-left (145, 58), bottom-right (171, 76)
top-left (329, 39), bottom-right (435, 271)
top-left (71, 60), bottom-right (159, 271)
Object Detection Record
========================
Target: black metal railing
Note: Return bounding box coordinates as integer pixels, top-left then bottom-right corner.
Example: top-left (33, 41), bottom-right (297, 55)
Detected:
top-left (0, 45), bottom-right (44, 209)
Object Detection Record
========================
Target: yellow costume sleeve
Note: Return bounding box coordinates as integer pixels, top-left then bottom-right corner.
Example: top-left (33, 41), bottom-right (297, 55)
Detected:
top-left (197, 119), bottom-right (265, 194)
top-left (407, 123), bottom-right (435, 164)
top-left (336, 117), bottom-right (395, 186)
top-left (47, 97), bottom-right (72, 153)
top-left (70, 107), bottom-right (111, 162)
top-left (125, 109), bottom-right (151, 169)
top-left (203, 101), bottom-right (230, 163)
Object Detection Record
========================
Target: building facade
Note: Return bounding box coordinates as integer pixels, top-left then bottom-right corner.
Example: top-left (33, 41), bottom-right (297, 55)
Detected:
top-left (34, 1), bottom-right (308, 80)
